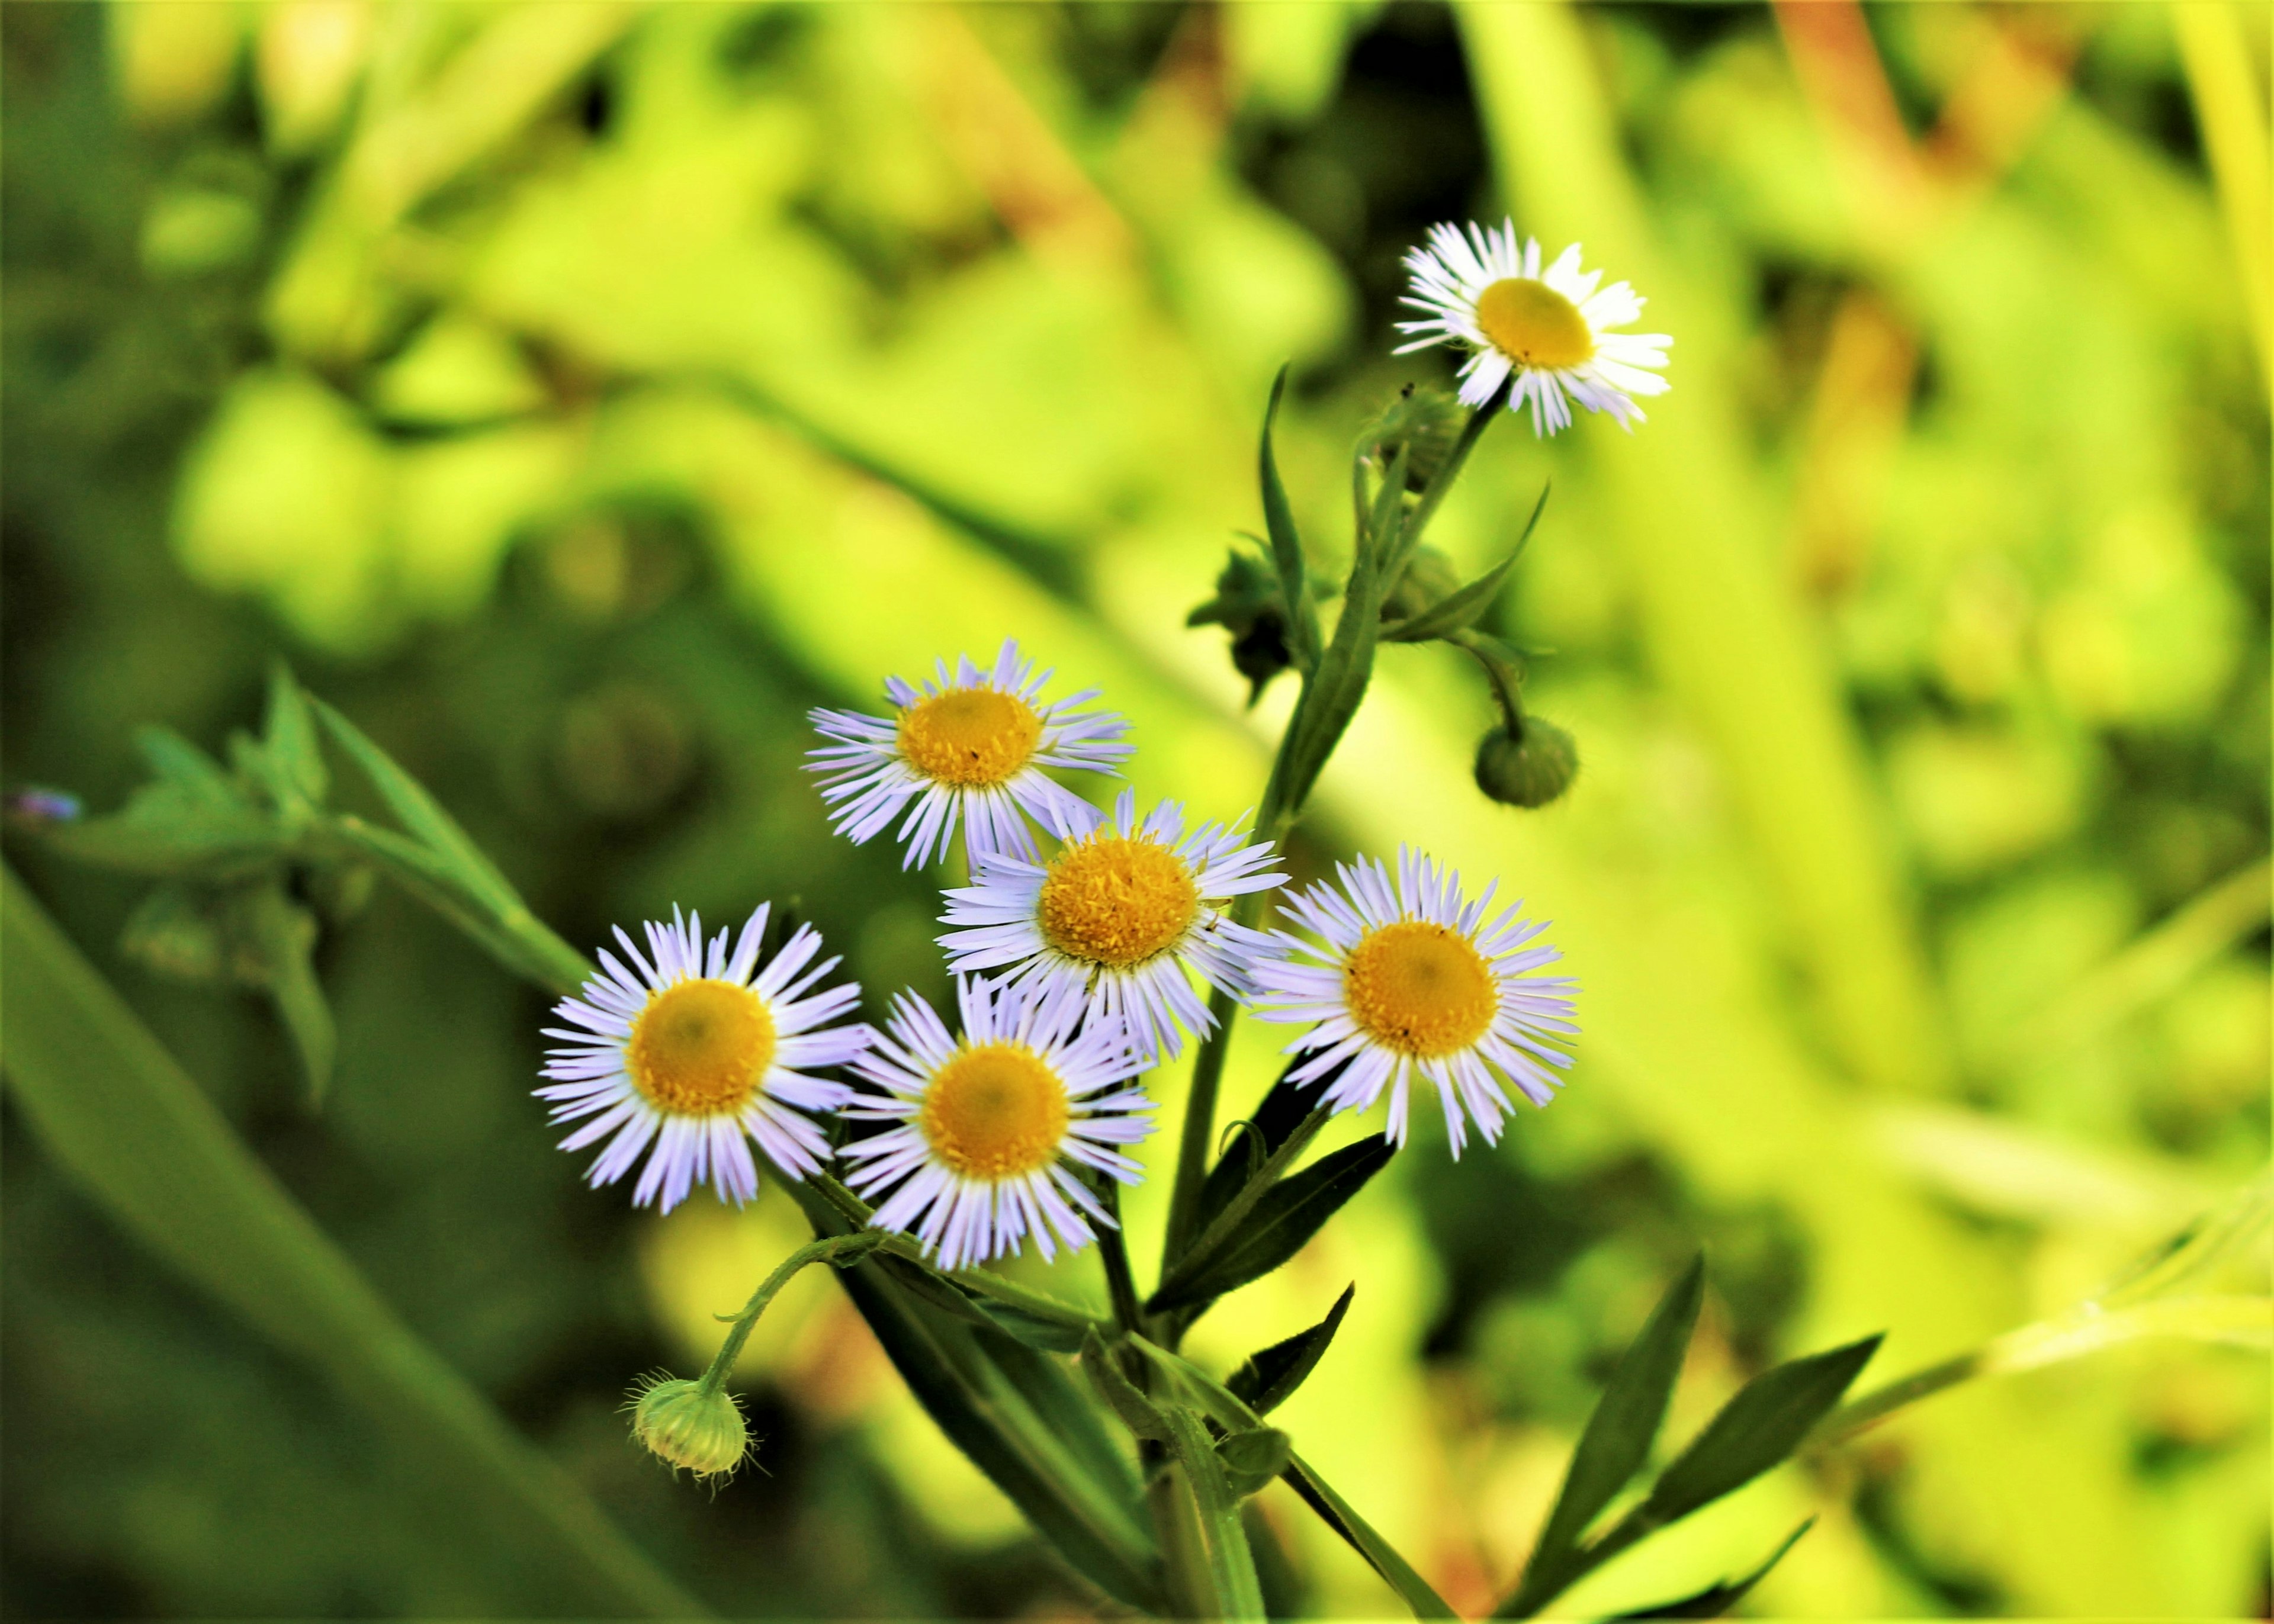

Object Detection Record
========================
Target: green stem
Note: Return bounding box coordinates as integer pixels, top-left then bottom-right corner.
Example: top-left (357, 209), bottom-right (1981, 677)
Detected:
top-left (698, 1231), bottom-right (885, 1395)
top-left (1450, 626), bottom-right (1527, 730)
top-left (1095, 1180), bottom-right (1147, 1336)
top-left (1158, 1105), bottom-right (1332, 1305)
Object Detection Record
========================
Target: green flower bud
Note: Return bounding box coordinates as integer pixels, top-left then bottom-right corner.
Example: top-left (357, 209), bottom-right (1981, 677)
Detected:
top-left (1189, 548), bottom-right (1293, 705)
top-left (1380, 545), bottom-right (1463, 625)
top-left (1361, 383), bottom-right (1464, 491)
top-left (1475, 716), bottom-right (1579, 809)
top-left (629, 1377), bottom-right (749, 1480)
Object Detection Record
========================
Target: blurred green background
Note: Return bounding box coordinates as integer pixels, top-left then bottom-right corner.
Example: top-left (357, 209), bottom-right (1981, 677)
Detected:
top-left (4, 1), bottom-right (2267, 1616)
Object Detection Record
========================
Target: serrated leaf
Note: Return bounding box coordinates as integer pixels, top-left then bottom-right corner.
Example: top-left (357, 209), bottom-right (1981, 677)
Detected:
top-left (1611, 1518), bottom-right (1814, 1618)
top-left (1383, 482), bottom-right (1550, 643)
top-left (1149, 1136), bottom-right (1393, 1314)
top-left (1228, 1283), bottom-right (1354, 1416)
top-left (1527, 1256), bottom-right (1705, 1583)
top-left (1639, 1334), bottom-right (1883, 1527)
top-left (1259, 365), bottom-right (1320, 671)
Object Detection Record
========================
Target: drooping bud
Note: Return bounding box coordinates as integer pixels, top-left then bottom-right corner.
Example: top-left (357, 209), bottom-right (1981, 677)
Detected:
top-left (1188, 548), bottom-right (1293, 705)
top-left (629, 1377), bottom-right (749, 1480)
top-left (1360, 384), bottom-right (1464, 491)
top-left (1475, 716), bottom-right (1579, 809)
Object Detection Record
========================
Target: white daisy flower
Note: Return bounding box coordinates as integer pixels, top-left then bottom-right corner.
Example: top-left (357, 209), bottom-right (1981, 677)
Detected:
top-left (807, 639), bottom-right (1132, 870)
top-left (841, 976), bottom-right (1154, 1271)
top-left (939, 789), bottom-right (1284, 1062)
top-left (1250, 848), bottom-right (1578, 1155)
top-left (537, 905), bottom-right (871, 1213)
top-left (1395, 220), bottom-right (1671, 437)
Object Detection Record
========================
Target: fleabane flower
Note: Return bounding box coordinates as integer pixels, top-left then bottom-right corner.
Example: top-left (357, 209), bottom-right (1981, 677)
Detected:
top-left (841, 976), bottom-right (1153, 1271)
top-left (807, 640), bottom-right (1132, 870)
top-left (939, 789), bottom-right (1283, 1062)
top-left (1251, 848), bottom-right (1577, 1155)
top-left (538, 906), bottom-right (870, 1212)
top-left (1396, 220), bottom-right (1671, 437)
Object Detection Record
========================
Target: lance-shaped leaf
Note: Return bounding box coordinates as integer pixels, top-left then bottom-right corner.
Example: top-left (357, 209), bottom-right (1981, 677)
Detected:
top-left (1610, 1518), bottom-right (1814, 1619)
top-left (1517, 1256), bottom-right (1704, 1602)
top-left (311, 697), bottom-right (521, 915)
top-left (1189, 1057), bottom-right (1322, 1244)
top-left (1160, 1403), bottom-right (1268, 1619)
top-left (1258, 365), bottom-right (1321, 672)
top-left (256, 663), bottom-right (329, 816)
top-left (1635, 1334), bottom-right (1882, 1532)
top-left (1283, 1452), bottom-right (1461, 1620)
top-left (1228, 1283), bottom-right (1355, 1416)
top-left (1383, 483), bottom-right (1550, 643)
top-left (1148, 1136), bottom-right (1393, 1314)
top-left (41, 728), bottom-right (283, 879)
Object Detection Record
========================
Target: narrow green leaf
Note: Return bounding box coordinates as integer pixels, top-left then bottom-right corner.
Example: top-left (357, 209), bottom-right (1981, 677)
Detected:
top-left (0, 867), bottom-right (705, 1617)
top-left (1217, 1426), bottom-right (1292, 1497)
top-left (1639, 1334), bottom-right (1883, 1528)
top-left (1160, 1403), bottom-right (1268, 1619)
top-left (241, 880), bottom-right (335, 1107)
top-left (1081, 1327), bottom-right (1173, 1440)
top-left (1148, 1136), bottom-right (1394, 1313)
top-left (134, 725), bottom-right (236, 796)
top-left (1189, 1056), bottom-right (1321, 1250)
top-left (41, 744), bottom-right (282, 879)
top-left (1259, 364), bottom-right (1321, 671)
top-left (310, 697), bottom-right (520, 913)
top-left (1228, 1284), bottom-right (1354, 1416)
top-left (1524, 1256), bottom-right (1705, 1589)
top-left (1383, 482), bottom-right (1550, 643)
top-left (974, 1327), bottom-right (1142, 1512)
top-left (1611, 1518), bottom-right (1814, 1618)
top-left (262, 662), bottom-right (330, 810)
top-left (1283, 1452), bottom-right (1461, 1619)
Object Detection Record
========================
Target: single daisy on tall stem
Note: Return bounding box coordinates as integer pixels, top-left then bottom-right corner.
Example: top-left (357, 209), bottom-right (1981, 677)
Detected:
top-left (1396, 219), bottom-right (1671, 436)
top-left (807, 639), bottom-right (1131, 870)
top-left (537, 906), bottom-right (871, 1211)
top-left (939, 789), bottom-right (1283, 1062)
top-left (1250, 848), bottom-right (1578, 1154)
top-left (840, 976), bottom-right (1153, 1271)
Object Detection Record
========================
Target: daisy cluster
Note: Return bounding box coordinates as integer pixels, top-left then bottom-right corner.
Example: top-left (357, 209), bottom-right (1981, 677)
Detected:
top-left (535, 636), bottom-right (1579, 1274)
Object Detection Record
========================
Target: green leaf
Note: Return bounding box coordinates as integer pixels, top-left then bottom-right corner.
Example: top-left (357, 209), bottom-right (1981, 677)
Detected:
top-left (1382, 482), bottom-right (1550, 643)
top-left (311, 697), bottom-right (520, 914)
top-left (1637, 1333), bottom-right (1883, 1529)
top-left (1159, 1403), bottom-right (1268, 1619)
top-left (974, 1327), bottom-right (1142, 1513)
top-left (1259, 364), bottom-right (1321, 673)
top-left (261, 662), bottom-right (329, 811)
top-left (1520, 1256), bottom-right (1705, 1599)
top-left (323, 818), bottom-right (585, 994)
top-left (42, 734), bottom-right (282, 879)
top-left (1148, 1135), bottom-right (1394, 1314)
top-left (1228, 1283), bottom-right (1354, 1416)
top-left (240, 879), bottom-right (336, 1108)
top-left (120, 882), bottom-right (230, 983)
top-left (1283, 1451), bottom-right (1461, 1619)
top-left (1216, 1426), bottom-right (1292, 1497)
top-left (1611, 1518), bottom-right (1815, 1618)
top-left (0, 866), bottom-right (705, 1617)
top-left (1190, 1057), bottom-right (1318, 1244)
top-left (1080, 1327), bottom-right (1173, 1441)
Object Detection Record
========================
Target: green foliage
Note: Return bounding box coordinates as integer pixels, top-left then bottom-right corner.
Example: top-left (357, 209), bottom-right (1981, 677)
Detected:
top-left (1148, 1136), bottom-right (1395, 1315)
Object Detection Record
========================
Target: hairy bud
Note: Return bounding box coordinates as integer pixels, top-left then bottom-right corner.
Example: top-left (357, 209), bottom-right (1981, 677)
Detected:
top-left (629, 1377), bottom-right (749, 1480)
top-left (1361, 384), bottom-right (1464, 491)
top-left (1475, 716), bottom-right (1579, 809)
top-left (1189, 549), bottom-right (1293, 705)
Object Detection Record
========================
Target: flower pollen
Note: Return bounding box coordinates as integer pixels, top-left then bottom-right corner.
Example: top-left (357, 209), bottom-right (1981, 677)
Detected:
top-left (1038, 835), bottom-right (1199, 967)
top-left (897, 688), bottom-right (1043, 787)
top-left (1342, 922), bottom-right (1498, 1058)
top-left (920, 1043), bottom-right (1071, 1180)
top-left (1476, 278), bottom-right (1595, 370)
top-left (627, 979), bottom-right (776, 1116)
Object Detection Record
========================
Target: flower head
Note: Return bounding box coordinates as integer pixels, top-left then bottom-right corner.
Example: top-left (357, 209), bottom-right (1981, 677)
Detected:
top-left (939, 789), bottom-right (1283, 1061)
top-left (808, 640), bottom-right (1131, 870)
top-left (1250, 848), bottom-right (1577, 1154)
top-left (628, 1376), bottom-right (749, 1480)
top-left (1396, 221), bottom-right (1670, 437)
top-left (538, 905), bottom-right (869, 1212)
top-left (841, 976), bottom-right (1153, 1271)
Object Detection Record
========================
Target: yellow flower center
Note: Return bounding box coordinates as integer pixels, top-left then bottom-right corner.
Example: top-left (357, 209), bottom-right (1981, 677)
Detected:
top-left (1475, 278), bottom-right (1595, 370)
top-left (1342, 921), bottom-right (1498, 1058)
top-left (625, 979), bottom-right (775, 1117)
top-left (896, 688), bottom-right (1043, 788)
top-left (1038, 835), bottom-right (1199, 967)
top-left (920, 1043), bottom-right (1071, 1181)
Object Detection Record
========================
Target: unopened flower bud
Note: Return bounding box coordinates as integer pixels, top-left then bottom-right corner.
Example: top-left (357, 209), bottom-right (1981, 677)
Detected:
top-left (1475, 717), bottom-right (1578, 808)
top-left (629, 1377), bottom-right (749, 1480)
top-left (1381, 545), bottom-right (1463, 624)
top-left (1189, 548), bottom-right (1294, 705)
top-left (1361, 383), bottom-right (1464, 491)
